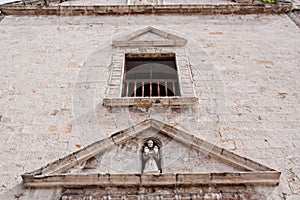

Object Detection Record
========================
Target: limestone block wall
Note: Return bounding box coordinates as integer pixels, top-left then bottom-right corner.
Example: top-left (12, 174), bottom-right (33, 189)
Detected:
top-left (0, 14), bottom-right (299, 199)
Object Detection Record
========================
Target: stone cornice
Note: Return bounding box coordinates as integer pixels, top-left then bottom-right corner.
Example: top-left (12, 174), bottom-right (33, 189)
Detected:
top-left (0, 3), bottom-right (293, 16)
top-left (22, 171), bottom-right (280, 188)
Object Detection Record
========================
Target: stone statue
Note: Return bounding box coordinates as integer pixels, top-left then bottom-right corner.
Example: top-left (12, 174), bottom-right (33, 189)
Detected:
top-left (142, 140), bottom-right (161, 174)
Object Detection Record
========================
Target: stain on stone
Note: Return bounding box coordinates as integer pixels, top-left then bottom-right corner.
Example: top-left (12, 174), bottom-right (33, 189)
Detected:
top-left (171, 107), bottom-right (181, 113)
top-left (104, 106), bottom-right (111, 113)
top-left (14, 192), bottom-right (23, 199)
top-left (209, 32), bottom-right (223, 35)
top-left (51, 109), bottom-right (59, 116)
top-left (258, 115), bottom-right (262, 120)
top-left (51, 109), bottom-right (71, 116)
top-left (75, 144), bottom-right (81, 149)
top-left (0, 115), bottom-right (2, 122)
top-left (49, 125), bottom-right (58, 132)
top-left (282, 192), bottom-right (287, 199)
top-left (66, 124), bottom-right (72, 133)
top-left (67, 61), bottom-right (79, 68)
top-left (255, 60), bottom-right (273, 65)
top-left (278, 93), bottom-right (287, 99)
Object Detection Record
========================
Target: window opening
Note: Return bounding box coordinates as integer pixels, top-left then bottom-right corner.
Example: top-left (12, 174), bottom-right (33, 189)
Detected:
top-left (122, 53), bottom-right (180, 97)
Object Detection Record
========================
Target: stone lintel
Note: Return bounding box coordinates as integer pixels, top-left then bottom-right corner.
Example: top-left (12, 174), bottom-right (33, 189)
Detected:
top-left (0, 4), bottom-right (292, 16)
top-left (112, 40), bottom-right (186, 47)
top-left (103, 97), bottom-right (199, 107)
top-left (22, 171), bottom-right (280, 188)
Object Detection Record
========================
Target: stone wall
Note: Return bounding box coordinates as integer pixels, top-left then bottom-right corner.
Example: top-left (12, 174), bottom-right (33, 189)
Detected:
top-left (0, 14), bottom-right (299, 199)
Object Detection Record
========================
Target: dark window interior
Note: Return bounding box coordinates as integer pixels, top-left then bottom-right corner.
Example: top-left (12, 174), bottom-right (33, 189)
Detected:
top-left (122, 53), bottom-right (180, 97)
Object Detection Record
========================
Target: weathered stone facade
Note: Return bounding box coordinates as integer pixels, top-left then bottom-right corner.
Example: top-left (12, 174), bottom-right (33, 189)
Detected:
top-left (0, 0), bottom-right (300, 199)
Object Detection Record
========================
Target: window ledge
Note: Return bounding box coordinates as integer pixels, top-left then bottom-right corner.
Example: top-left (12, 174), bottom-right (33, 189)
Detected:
top-left (103, 97), bottom-right (198, 107)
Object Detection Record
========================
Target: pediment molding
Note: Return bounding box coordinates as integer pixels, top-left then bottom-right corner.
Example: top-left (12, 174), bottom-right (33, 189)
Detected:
top-left (22, 118), bottom-right (280, 188)
top-left (112, 26), bottom-right (187, 47)
top-left (23, 172), bottom-right (280, 188)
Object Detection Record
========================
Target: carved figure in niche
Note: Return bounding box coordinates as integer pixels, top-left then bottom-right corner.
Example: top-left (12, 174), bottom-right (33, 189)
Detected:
top-left (142, 139), bottom-right (161, 174)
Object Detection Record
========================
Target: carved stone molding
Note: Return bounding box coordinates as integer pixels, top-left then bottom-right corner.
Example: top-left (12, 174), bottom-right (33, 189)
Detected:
top-left (22, 118), bottom-right (280, 189)
top-left (112, 26), bottom-right (187, 47)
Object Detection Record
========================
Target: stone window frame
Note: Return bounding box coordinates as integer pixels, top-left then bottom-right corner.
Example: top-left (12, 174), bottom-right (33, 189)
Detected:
top-left (103, 47), bottom-right (198, 107)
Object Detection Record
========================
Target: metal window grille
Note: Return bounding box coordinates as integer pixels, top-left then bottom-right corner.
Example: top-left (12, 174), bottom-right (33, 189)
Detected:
top-left (122, 53), bottom-right (180, 97)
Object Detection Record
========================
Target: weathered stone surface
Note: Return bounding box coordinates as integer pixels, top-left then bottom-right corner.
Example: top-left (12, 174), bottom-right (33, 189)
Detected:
top-left (60, 186), bottom-right (275, 199)
top-left (0, 13), bottom-right (299, 199)
top-left (0, 4), bottom-right (293, 16)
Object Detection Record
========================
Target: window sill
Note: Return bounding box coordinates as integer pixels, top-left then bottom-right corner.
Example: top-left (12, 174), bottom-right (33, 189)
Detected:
top-left (103, 97), bottom-right (198, 107)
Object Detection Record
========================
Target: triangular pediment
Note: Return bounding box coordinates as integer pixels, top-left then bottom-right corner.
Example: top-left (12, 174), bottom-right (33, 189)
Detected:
top-left (22, 118), bottom-right (280, 188)
top-left (112, 26), bottom-right (187, 47)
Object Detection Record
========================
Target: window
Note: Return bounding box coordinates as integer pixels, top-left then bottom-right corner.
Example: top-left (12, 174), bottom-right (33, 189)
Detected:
top-left (122, 53), bottom-right (180, 97)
